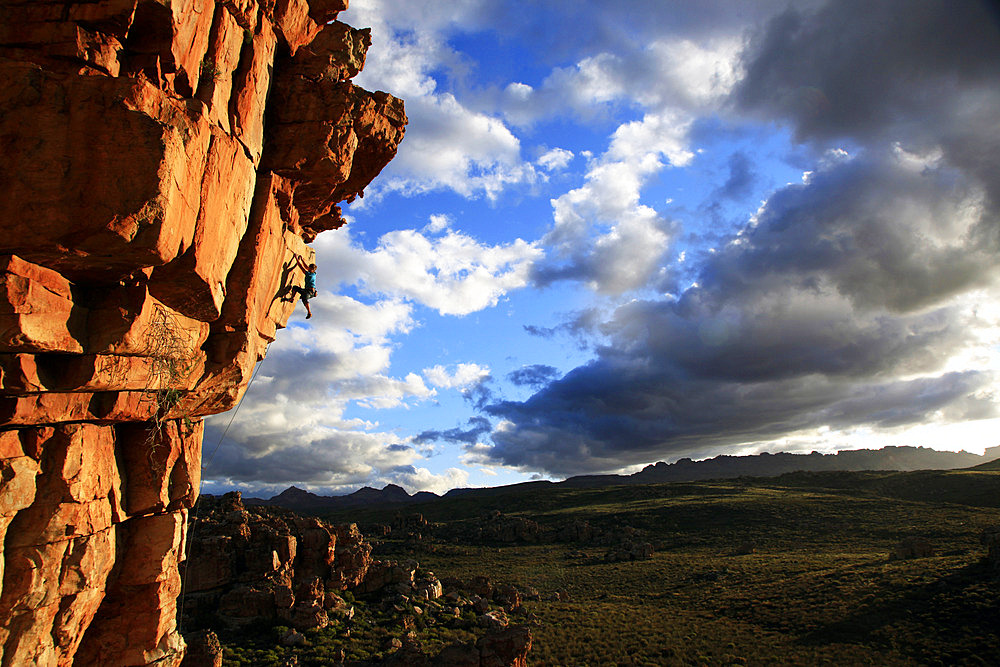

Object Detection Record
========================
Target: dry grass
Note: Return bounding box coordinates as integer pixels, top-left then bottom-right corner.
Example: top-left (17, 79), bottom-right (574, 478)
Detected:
top-left (383, 473), bottom-right (1000, 666)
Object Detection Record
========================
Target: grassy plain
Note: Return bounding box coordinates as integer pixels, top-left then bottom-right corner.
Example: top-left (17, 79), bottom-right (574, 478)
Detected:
top-left (322, 469), bottom-right (1000, 666)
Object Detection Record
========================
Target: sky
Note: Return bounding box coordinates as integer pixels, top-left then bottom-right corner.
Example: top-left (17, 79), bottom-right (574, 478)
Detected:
top-left (201, 0), bottom-right (1000, 497)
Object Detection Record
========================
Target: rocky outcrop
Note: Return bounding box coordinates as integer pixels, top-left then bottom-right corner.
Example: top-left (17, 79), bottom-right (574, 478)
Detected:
top-left (603, 538), bottom-right (654, 563)
top-left (379, 626), bottom-right (532, 667)
top-left (0, 1), bottom-right (405, 664)
top-left (181, 492), bottom-right (372, 632)
top-left (181, 497), bottom-right (533, 666)
top-left (478, 510), bottom-right (541, 544)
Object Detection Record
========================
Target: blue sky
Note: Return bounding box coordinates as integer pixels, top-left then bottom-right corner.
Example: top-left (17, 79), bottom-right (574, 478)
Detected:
top-left (202, 0), bottom-right (1000, 496)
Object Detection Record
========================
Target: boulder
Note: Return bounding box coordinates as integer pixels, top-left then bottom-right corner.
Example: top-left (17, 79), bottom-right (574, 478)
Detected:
top-left (470, 575), bottom-right (493, 598)
top-left (481, 609), bottom-right (509, 629)
top-left (477, 626), bottom-right (533, 667)
top-left (558, 519), bottom-right (597, 544)
top-left (0, 255), bottom-right (85, 354)
top-left (479, 512), bottom-right (540, 544)
top-left (493, 584), bottom-right (521, 612)
top-left (180, 629), bottom-right (223, 667)
top-left (890, 536), bottom-right (934, 560)
top-left (280, 627), bottom-right (307, 647)
top-left (604, 539), bottom-right (655, 563)
top-left (982, 527), bottom-right (1000, 570)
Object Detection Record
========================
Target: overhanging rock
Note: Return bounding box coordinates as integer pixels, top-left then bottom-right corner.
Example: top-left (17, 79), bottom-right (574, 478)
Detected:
top-left (0, 1), bottom-right (406, 664)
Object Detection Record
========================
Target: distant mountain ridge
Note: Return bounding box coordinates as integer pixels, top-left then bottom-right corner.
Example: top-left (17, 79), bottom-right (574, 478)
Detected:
top-left (250, 445), bottom-right (1000, 512)
top-left (246, 483), bottom-right (439, 512)
top-left (564, 445), bottom-right (999, 488)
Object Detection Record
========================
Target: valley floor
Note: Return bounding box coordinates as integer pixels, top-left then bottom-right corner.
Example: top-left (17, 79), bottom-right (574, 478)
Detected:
top-left (379, 474), bottom-right (1000, 665)
top-left (217, 470), bottom-right (1000, 665)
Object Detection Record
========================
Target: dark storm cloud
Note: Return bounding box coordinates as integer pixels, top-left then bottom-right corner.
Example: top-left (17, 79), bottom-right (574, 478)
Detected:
top-left (462, 377), bottom-right (495, 411)
top-left (203, 434), bottom-right (365, 486)
top-left (734, 0), bottom-right (1000, 219)
top-left (523, 324), bottom-right (556, 339)
top-left (735, 0), bottom-right (1000, 141)
top-left (506, 365), bottom-right (560, 388)
top-left (481, 145), bottom-right (999, 475)
top-left (523, 309), bottom-right (604, 347)
top-left (486, 368), bottom-right (989, 476)
top-left (698, 153), bottom-right (996, 314)
top-left (415, 416), bottom-right (492, 445)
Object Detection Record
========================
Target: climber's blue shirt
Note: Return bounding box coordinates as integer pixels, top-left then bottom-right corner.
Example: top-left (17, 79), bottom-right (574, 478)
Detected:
top-left (304, 271), bottom-right (316, 290)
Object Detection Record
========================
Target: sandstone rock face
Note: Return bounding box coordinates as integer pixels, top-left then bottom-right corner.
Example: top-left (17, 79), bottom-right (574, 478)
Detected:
top-left (0, 1), bottom-right (405, 664)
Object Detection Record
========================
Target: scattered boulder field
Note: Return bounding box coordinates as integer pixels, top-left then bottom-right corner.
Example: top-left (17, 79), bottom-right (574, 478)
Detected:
top-left (180, 492), bottom-right (532, 666)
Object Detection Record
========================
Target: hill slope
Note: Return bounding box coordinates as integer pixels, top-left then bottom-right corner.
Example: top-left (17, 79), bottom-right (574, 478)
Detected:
top-left (259, 445), bottom-right (998, 514)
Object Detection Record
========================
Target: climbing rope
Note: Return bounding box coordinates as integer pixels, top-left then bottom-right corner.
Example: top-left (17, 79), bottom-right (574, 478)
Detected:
top-left (177, 346), bottom-right (269, 633)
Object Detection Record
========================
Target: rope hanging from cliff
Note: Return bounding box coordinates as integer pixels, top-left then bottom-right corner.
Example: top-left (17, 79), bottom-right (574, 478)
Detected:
top-left (178, 346), bottom-right (269, 632)
top-left (204, 345), bottom-right (269, 469)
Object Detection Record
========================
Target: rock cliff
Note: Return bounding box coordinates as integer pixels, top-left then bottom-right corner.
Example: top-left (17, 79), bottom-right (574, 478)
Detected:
top-left (0, 1), bottom-right (406, 664)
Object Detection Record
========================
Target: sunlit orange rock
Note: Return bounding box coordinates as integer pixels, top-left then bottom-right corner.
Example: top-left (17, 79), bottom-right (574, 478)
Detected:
top-left (0, 255), bottom-right (85, 354)
top-left (0, 0), bottom-right (406, 662)
top-left (148, 129), bottom-right (258, 321)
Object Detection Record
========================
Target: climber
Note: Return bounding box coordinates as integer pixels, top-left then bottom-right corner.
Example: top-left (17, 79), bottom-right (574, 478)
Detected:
top-left (291, 255), bottom-right (317, 319)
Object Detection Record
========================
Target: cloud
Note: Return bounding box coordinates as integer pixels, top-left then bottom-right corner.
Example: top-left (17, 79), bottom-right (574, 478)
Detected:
top-left (203, 221), bottom-right (539, 494)
top-left (342, 0), bottom-right (754, 203)
top-left (377, 93), bottom-right (540, 199)
top-left (537, 147), bottom-right (574, 172)
top-left (202, 427), bottom-right (469, 496)
top-left (414, 416), bottom-right (493, 445)
top-left (345, 0), bottom-right (802, 63)
top-left (496, 35), bottom-right (743, 128)
top-left (386, 465), bottom-right (470, 495)
top-left (734, 0), bottom-right (1000, 218)
top-left (202, 427), bottom-right (404, 484)
top-left (211, 0), bottom-right (1000, 493)
top-left (697, 151), bottom-right (996, 314)
top-left (518, 34), bottom-right (746, 295)
top-left (316, 224), bottom-right (542, 316)
top-left (425, 214), bottom-right (452, 233)
top-left (716, 151), bottom-right (756, 200)
top-left (344, 0), bottom-right (750, 300)
top-left (246, 295), bottom-right (420, 403)
top-left (424, 363), bottom-right (491, 389)
top-left (506, 365), bottom-right (559, 388)
top-left (533, 148), bottom-right (676, 294)
top-left (481, 148), bottom-right (1000, 476)
top-left (486, 370), bottom-right (993, 476)
top-left (341, 1), bottom-right (541, 200)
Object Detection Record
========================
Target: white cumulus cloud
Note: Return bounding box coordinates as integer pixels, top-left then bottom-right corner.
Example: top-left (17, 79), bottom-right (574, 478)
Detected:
top-left (424, 363), bottom-right (491, 389)
top-left (316, 224), bottom-right (542, 316)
